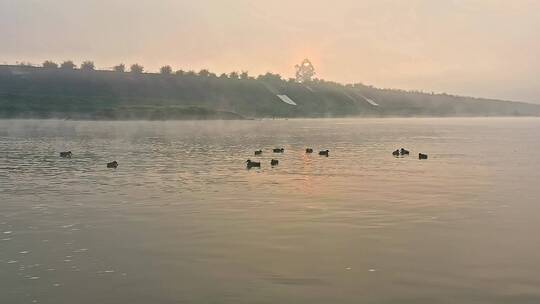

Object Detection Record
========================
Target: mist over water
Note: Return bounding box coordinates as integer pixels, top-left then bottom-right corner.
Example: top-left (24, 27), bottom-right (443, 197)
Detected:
top-left (1, 118), bottom-right (540, 303)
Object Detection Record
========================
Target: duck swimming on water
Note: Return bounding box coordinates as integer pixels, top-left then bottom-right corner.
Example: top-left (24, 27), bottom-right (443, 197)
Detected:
top-left (419, 153), bottom-right (428, 160)
top-left (246, 159), bottom-right (261, 168)
top-left (392, 149), bottom-right (400, 157)
top-left (306, 148), bottom-right (313, 154)
top-left (319, 150), bottom-right (329, 157)
top-left (254, 150), bottom-right (262, 156)
top-left (400, 148), bottom-right (410, 155)
top-left (271, 159), bottom-right (279, 166)
top-left (60, 151), bottom-right (72, 158)
top-left (273, 148), bottom-right (285, 153)
top-left (107, 161), bottom-right (118, 168)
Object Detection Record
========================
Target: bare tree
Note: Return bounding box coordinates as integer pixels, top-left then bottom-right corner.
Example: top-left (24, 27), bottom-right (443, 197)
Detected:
top-left (113, 64), bottom-right (125, 72)
top-left (60, 60), bottom-right (76, 70)
top-left (130, 64), bottom-right (144, 74)
top-left (42, 60), bottom-right (58, 69)
top-left (295, 58), bottom-right (316, 83)
top-left (160, 65), bottom-right (172, 75)
top-left (80, 61), bottom-right (95, 71)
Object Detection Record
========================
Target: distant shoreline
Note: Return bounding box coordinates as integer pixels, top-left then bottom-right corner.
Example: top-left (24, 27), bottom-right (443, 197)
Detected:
top-left (1, 115), bottom-right (539, 122)
top-left (2, 65), bottom-right (540, 118)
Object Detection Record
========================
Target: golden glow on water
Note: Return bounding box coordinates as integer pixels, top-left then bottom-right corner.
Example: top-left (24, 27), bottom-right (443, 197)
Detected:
top-left (299, 154), bottom-right (316, 195)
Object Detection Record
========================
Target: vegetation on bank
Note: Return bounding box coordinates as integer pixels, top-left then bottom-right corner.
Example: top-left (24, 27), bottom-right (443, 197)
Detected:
top-left (1, 60), bottom-right (539, 120)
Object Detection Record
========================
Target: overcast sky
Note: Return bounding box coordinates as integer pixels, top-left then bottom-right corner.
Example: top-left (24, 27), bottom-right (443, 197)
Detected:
top-left (1, 0), bottom-right (539, 103)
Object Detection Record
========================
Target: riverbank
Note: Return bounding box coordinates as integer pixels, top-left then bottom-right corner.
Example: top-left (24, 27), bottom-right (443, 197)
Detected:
top-left (2, 65), bottom-right (540, 119)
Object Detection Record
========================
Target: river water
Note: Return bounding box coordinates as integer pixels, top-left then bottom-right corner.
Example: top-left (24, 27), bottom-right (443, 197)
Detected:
top-left (1, 118), bottom-right (540, 304)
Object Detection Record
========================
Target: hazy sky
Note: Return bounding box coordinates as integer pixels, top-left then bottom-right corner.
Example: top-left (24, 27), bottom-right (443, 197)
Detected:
top-left (1, 0), bottom-right (539, 102)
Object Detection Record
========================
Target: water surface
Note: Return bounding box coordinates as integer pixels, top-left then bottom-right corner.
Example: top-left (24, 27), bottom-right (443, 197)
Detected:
top-left (1, 118), bottom-right (540, 303)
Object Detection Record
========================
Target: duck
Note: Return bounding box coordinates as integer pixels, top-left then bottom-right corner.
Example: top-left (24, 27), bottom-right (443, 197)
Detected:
top-left (273, 148), bottom-right (285, 153)
top-left (392, 149), bottom-right (400, 157)
top-left (271, 159), bottom-right (279, 166)
top-left (319, 150), bottom-right (329, 157)
top-left (419, 153), bottom-right (428, 160)
top-left (254, 150), bottom-right (262, 156)
top-left (246, 159), bottom-right (261, 168)
top-left (107, 161), bottom-right (119, 168)
top-left (306, 148), bottom-right (313, 154)
top-left (60, 151), bottom-right (72, 158)
top-left (400, 148), bottom-right (410, 155)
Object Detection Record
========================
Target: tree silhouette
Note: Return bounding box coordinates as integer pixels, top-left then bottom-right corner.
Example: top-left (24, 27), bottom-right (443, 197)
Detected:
top-left (42, 60), bottom-right (58, 69)
top-left (198, 69), bottom-right (211, 77)
top-left (219, 73), bottom-right (228, 79)
top-left (240, 71), bottom-right (249, 80)
top-left (229, 71), bottom-right (240, 80)
top-left (257, 72), bottom-right (282, 82)
top-left (160, 65), bottom-right (172, 75)
top-left (80, 61), bottom-right (95, 71)
top-left (295, 59), bottom-right (316, 83)
top-left (130, 64), bottom-right (144, 74)
top-left (113, 64), bottom-right (125, 72)
top-left (175, 70), bottom-right (185, 76)
top-left (60, 60), bottom-right (76, 70)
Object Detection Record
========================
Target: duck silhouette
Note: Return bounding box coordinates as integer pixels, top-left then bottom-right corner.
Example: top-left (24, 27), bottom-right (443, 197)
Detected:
top-left (271, 159), bottom-right (279, 166)
top-left (60, 151), bottom-right (72, 158)
top-left (107, 161), bottom-right (118, 168)
top-left (254, 150), bottom-right (262, 156)
top-left (273, 148), bottom-right (285, 153)
top-left (319, 150), bottom-right (329, 157)
top-left (246, 159), bottom-right (261, 168)
top-left (419, 153), bottom-right (428, 160)
top-left (306, 148), bottom-right (313, 154)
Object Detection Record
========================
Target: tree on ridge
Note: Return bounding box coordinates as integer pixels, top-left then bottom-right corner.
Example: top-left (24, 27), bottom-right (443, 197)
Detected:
top-left (295, 58), bottom-right (316, 83)
top-left (257, 72), bottom-right (282, 82)
top-left (113, 64), bottom-right (125, 72)
top-left (130, 64), bottom-right (144, 74)
top-left (160, 65), bottom-right (172, 75)
top-left (198, 69), bottom-right (211, 77)
top-left (240, 71), bottom-right (249, 80)
top-left (80, 61), bottom-right (95, 71)
top-left (60, 60), bottom-right (76, 70)
top-left (42, 60), bottom-right (58, 69)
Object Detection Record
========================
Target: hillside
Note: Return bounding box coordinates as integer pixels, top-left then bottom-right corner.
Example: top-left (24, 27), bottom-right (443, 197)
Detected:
top-left (1, 65), bottom-right (539, 119)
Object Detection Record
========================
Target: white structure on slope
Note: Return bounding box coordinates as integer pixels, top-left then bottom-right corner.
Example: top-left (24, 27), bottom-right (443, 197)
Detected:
top-left (276, 94), bottom-right (297, 106)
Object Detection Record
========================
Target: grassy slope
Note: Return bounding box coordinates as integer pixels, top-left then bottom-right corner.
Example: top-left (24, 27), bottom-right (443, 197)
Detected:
top-left (1, 65), bottom-right (539, 119)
